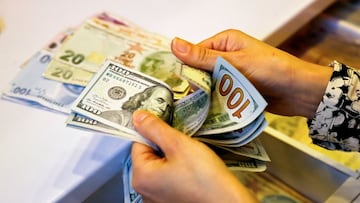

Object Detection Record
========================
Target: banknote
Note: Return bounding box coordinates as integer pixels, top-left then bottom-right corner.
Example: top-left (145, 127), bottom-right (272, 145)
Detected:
top-left (225, 158), bottom-right (266, 172)
top-left (123, 155), bottom-right (143, 203)
top-left (197, 57), bottom-right (267, 135)
top-left (43, 58), bottom-right (95, 86)
top-left (91, 13), bottom-right (170, 49)
top-left (71, 59), bottom-right (174, 137)
top-left (197, 113), bottom-right (265, 145)
top-left (66, 112), bottom-right (153, 146)
top-left (125, 51), bottom-right (190, 98)
top-left (43, 20), bottom-right (138, 85)
top-left (2, 50), bottom-right (84, 113)
top-left (198, 119), bottom-right (267, 149)
top-left (94, 12), bottom-right (141, 29)
top-left (233, 119), bottom-right (267, 146)
top-left (43, 18), bottom-right (201, 100)
top-left (135, 50), bottom-right (210, 98)
top-left (16, 27), bottom-right (74, 70)
top-left (41, 13), bottom-right (145, 86)
top-left (172, 89), bottom-right (210, 135)
top-left (43, 27), bottom-right (74, 53)
top-left (43, 14), bottom-right (212, 98)
top-left (210, 138), bottom-right (270, 161)
top-left (43, 18), bottom-right (169, 75)
top-left (210, 142), bottom-right (267, 171)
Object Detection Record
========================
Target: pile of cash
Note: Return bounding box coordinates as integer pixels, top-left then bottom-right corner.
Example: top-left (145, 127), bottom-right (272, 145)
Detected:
top-left (2, 12), bottom-right (270, 192)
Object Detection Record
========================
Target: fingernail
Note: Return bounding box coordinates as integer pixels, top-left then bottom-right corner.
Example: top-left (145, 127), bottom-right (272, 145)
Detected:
top-left (133, 110), bottom-right (149, 123)
top-left (172, 37), bottom-right (189, 53)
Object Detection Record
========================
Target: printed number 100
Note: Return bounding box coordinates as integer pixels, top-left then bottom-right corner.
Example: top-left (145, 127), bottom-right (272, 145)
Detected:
top-left (219, 74), bottom-right (250, 119)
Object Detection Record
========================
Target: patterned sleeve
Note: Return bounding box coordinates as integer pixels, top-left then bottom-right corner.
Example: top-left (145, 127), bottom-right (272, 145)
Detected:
top-left (307, 61), bottom-right (360, 152)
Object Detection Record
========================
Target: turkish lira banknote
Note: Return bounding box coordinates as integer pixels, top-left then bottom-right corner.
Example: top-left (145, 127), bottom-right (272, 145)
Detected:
top-left (2, 50), bottom-right (84, 113)
top-left (43, 17), bottom-right (171, 85)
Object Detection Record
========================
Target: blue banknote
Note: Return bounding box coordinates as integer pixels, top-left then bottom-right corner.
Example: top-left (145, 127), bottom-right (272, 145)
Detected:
top-left (2, 50), bottom-right (84, 113)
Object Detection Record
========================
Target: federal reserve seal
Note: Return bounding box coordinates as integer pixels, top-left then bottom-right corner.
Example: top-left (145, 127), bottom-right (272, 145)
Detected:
top-left (108, 86), bottom-right (126, 100)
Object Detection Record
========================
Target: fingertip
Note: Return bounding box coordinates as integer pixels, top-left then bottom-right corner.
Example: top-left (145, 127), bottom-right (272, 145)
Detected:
top-left (132, 109), bottom-right (166, 143)
top-left (171, 37), bottom-right (191, 54)
top-left (132, 109), bottom-right (151, 126)
top-left (132, 109), bottom-right (180, 155)
top-left (171, 38), bottom-right (217, 72)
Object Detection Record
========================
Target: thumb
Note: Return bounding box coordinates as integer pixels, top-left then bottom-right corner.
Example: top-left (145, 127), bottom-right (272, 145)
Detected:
top-left (132, 110), bottom-right (185, 155)
top-left (171, 37), bottom-right (219, 71)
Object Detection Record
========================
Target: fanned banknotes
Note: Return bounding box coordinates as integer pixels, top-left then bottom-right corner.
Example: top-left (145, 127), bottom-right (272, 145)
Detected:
top-left (2, 12), bottom-right (270, 176)
top-left (2, 50), bottom-right (84, 114)
top-left (68, 57), bottom-right (267, 147)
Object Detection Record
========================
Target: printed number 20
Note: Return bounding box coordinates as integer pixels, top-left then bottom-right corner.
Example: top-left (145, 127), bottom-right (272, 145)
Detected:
top-left (219, 74), bottom-right (250, 119)
top-left (59, 50), bottom-right (85, 65)
top-left (51, 68), bottom-right (73, 80)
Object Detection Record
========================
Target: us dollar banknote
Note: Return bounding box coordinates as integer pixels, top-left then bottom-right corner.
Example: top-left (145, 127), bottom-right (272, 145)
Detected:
top-left (197, 114), bottom-right (267, 147)
top-left (66, 112), bottom-right (153, 146)
top-left (197, 57), bottom-right (267, 135)
top-left (71, 59), bottom-right (174, 138)
top-left (123, 155), bottom-right (143, 203)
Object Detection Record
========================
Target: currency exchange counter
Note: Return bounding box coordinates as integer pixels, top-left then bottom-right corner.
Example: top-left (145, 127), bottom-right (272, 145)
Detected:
top-left (2, 0), bottom-right (359, 203)
top-left (85, 1), bottom-right (360, 203)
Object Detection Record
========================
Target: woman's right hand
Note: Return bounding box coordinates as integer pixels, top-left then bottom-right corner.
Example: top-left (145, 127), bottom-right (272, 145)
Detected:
top-left (171, 29), bottom-right (333, 118)
top-left (131, 110), bottom-right (258, 203)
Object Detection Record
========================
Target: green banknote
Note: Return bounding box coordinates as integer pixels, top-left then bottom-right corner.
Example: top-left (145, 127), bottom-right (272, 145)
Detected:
top-left (70, 60), bottom-right (174, 138)
top-left (66, 112), bottom-right (152, 146)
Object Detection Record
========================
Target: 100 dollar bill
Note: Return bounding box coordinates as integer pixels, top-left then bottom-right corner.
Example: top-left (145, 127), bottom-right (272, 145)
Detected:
top-left (71, 59), bottom-right (174, 137)
top-left (66, 112), bottom-right (152, 146)
top-left (197, 57), bottom-right (267, 135)
top-left (197, 113), bottom-right (266, 147)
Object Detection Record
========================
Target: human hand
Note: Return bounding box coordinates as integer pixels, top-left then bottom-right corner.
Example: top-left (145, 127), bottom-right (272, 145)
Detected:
top-left (131, 110), bottom-right (258, 203)
top-left (171, 29), bottom-right (333, 118)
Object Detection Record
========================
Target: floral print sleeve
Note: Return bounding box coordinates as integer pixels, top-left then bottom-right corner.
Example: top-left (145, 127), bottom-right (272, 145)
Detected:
top-left (308, 61), bottom-right (360, 152)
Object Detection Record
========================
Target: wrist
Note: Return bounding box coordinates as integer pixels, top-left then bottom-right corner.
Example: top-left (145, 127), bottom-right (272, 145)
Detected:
top-left (220, 173), bottom-right (259, 203)
top-left (200, 170), bottom-right (258, 203)
top-left (291, 60), bottom-right (333, 119)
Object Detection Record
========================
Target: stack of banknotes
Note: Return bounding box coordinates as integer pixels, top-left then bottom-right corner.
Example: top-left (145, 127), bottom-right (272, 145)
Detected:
top-left (2, 12), bottom-right (269, 179)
